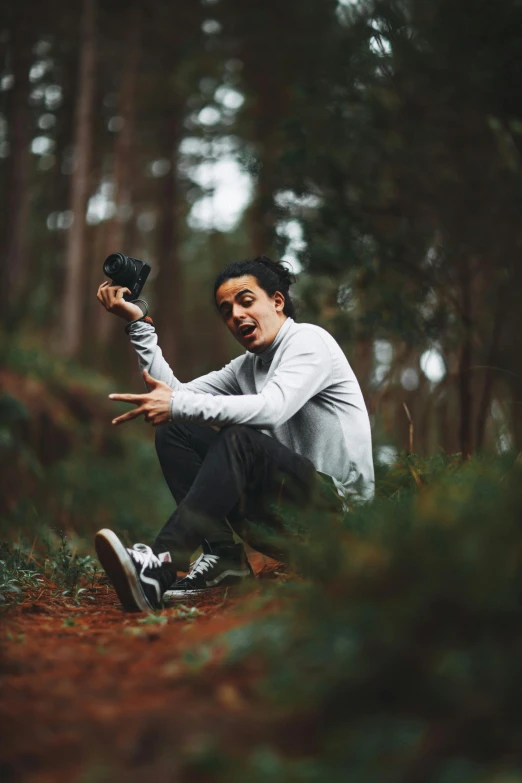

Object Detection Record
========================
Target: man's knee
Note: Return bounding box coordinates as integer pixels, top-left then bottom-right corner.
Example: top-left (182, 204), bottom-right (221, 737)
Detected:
top-left (155, 420), bottom-right (185, 459)
top-left (155, 422), bottom-right (170, 459)
top-left (216, 425), bottom-right (264, 467)
top-left (218, 424), bottom-right (256, 449)
top-left (155, 420), bottom-right (214, 463)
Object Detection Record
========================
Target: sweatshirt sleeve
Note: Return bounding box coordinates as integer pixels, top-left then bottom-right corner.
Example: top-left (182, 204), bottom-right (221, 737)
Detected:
top-left (127, 320), bottom-right (243, 395)
top-left (169, 329), bottom-right (333, 428)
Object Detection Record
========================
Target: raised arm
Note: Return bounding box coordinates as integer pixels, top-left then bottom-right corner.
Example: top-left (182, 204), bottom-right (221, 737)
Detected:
top-left (96, 282), bottom-right (242, 396)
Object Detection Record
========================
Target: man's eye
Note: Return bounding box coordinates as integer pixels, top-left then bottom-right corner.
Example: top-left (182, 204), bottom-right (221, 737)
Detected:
top-left (242, 299), bottom-right (253, 306)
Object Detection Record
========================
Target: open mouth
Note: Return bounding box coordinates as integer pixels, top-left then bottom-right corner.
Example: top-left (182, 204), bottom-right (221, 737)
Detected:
top-left (238, 323), bottom-right (257, 339)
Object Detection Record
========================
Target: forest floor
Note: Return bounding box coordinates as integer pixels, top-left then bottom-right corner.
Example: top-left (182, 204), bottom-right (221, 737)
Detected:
top-left (0, 552), bottom-right (308, 783)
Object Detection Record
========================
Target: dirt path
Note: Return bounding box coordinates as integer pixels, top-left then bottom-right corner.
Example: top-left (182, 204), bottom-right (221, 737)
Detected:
top-left (1, 554), bottom-right (304, 783)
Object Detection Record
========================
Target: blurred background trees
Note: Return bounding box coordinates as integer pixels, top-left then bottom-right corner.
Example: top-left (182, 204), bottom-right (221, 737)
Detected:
top-left (1, 0), bottom-right (521, 489)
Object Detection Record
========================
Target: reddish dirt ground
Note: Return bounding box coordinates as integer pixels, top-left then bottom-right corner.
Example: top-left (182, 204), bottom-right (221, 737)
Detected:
top-left (0, 553), bottom-right (309, 783)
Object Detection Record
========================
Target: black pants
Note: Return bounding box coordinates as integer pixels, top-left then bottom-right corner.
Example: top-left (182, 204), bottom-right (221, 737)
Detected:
top-left (152, 422), bottom-right (341, 571)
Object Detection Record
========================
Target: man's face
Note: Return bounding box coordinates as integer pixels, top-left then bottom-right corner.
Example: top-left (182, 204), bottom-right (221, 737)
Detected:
top-left (215, 275), bottom-right (286, 353)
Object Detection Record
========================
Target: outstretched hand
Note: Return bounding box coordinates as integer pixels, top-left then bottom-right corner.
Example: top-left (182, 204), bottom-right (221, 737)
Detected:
top-left (109, 370), bottom-right (173, 426)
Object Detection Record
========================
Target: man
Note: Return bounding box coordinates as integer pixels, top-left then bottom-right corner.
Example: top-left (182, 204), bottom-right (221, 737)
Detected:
top-left (95, 256), bottom-right (374, 612)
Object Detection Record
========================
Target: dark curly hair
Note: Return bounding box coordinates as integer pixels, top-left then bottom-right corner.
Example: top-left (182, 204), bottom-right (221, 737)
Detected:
top-left (213, 256), bottom-right (297, 320)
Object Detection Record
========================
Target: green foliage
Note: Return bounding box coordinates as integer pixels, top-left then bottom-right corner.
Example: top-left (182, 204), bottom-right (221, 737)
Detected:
top-left (0, 339), bottom-right (173, 548)
top-left (213, 454), bottom-right (522, 779)
top-left (42, 530), bottom-right (98, 590)
top-left (0, 531), bottom-right (98, 605)
top-left (375, 451), bottom-right (462, 500)
top-left (169, 604), bottom-right (204, 622)
top-left (137, 613), bottom-right (168, 626)
top-left (0, 542), bottom-right (41, 605)
top-left (42, 435), bottom-right (173, 545)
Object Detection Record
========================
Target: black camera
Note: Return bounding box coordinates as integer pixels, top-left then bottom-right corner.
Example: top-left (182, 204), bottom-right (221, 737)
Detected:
top-left (103, 253), bottom-right (151, 301)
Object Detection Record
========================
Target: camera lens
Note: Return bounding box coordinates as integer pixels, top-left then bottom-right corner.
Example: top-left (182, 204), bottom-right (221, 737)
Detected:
top-left (103, 253), bottom-right (135, 286)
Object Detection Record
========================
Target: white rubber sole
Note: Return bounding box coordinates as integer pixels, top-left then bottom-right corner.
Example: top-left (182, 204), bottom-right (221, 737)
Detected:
top-left (163, 569), bottom-right (253, 601)
top-left (163, 589), bottom-right (206, 600)
top-left (95, 529), bottom-right (153, 613)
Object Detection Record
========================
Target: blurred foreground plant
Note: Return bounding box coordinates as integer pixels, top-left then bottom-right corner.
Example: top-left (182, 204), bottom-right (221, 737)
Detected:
top-left (212, 453), bottom-right (522, 781)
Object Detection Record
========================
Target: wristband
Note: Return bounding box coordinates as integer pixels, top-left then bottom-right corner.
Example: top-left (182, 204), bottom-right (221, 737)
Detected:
top-left (133, 298), bottom-right (149, 317)
top-left (124, 314), bottom-right (154, 334)
top-left (124, 298), bottom-right (149, 333)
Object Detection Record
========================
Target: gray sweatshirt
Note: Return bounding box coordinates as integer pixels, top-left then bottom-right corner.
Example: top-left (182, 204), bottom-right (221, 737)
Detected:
top-left (128, 316), bottom-right (375, 502)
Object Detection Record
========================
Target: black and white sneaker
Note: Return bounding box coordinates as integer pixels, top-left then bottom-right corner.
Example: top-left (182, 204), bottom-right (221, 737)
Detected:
top-left (164, 540), bottom-right (254, 600)
top-left (95, 528), bottom-right (176, 612)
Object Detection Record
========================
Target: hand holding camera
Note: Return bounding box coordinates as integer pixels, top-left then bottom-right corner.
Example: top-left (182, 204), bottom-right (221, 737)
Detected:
top-left (97, 252), bottom-right (152, 321)
top-left (97, 281), bottom-right (144, 321)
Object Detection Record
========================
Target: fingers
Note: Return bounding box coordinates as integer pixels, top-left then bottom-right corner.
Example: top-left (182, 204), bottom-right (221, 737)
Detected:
top-left (112, 407), bottom-right (163, 426)
top-left (97, 282), bottom-right (131, 311)
top-left (112, 412), bottom-right (168, 426)
top-left (112, 407), bottom-right (144, 425)
top-left (104, 286), bottom-right (119, 309)
top-left (99, 281), bottom-right (119, 310)
top-left (111, 404), bottom-right (170, 427)
top-left (109, 393), bottom-right (146, 403)
top-left (142, 369), bottom-right (158, 386)
top-left (147, 412), bottom-right (169, 426)
top-left (97, 281), bottom-right (110, 307)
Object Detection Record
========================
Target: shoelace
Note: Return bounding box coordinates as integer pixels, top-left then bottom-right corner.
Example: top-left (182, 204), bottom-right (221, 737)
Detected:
top-left (127, 544), bottom-right (165, 603)
top-left (185, 553), bottom-right (219, 581)
top-left (127, 543), bottom-right (163, 572)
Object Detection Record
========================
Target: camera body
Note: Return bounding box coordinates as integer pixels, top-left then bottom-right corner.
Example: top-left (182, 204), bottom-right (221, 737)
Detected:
top-left (103, 253), bottom-right (151, 301)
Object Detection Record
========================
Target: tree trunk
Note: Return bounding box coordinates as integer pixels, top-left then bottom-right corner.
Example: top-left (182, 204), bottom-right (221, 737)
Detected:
top-left (97, 1), bottom-right (141, 352)
top-left (1, 18), bottom-right (33, 325)
top-left (244, 82), bottom-right (285, 257)
top-left (208, 230), bottom-right (233, 368)
top-left (44, 51), bottom-right (76, 335)
top-left (239, 1), bottom-right (289, 258)
top-left (475, 284), bottom-right (506, 451)
top-left (154, 110), bottom-right (184, 374)
top-left (61, 0), bottom-right (96, 357)
top-left (458, 259), bottom-right (473, 460)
